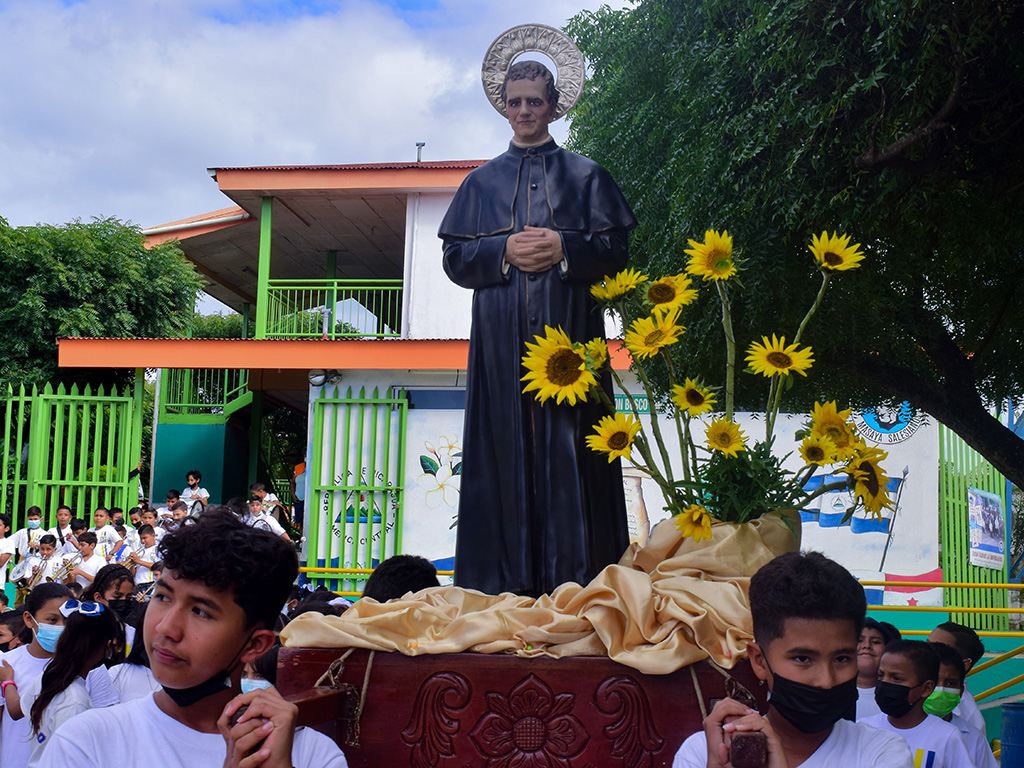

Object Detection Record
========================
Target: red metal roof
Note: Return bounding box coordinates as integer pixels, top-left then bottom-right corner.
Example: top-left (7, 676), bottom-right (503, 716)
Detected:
top-left (209, 160), bottom-right (486, 173)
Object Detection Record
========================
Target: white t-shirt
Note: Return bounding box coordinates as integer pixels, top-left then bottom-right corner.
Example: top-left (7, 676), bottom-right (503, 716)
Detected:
top-left (0, 645), bottom-right (50, 768)
top-left (954, 686), bottom-right (986, 733)
top-left (133, 545), bottom-right (159, 585)
top-left (950, 712), bottom-right (997, 768)
top-left (35, 555), bottom-right (67, 584)
top-left (91, 525), bottom-right (121, 558)
top-left (75, 553), bottom-right (107, 587)
top-left (244, 511), bottom-right (285, 537)
top-left (47, 526), bottom-right (76, 555)
top-left (673, 718), bottom-right (913, 768)
top-left (20, 673), bottom-right (93, 768)
top-left (0, 536), bottom-right (15, 586)
top-left (108, 663), bottom-right (161, 703)
top-left (857, 685), bottom-right (883, 720)
top-left (859, 712), bottom-right (973, 768)
top-left (180, 486), bottom-right (210, 512)
top-left (10, 526), bottom-right (44, 557)
top-left (37, 692), bottom-right (349, 768)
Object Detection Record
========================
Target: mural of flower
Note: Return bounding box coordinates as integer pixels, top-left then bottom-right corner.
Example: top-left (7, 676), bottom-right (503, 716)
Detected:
top-left (417, 435), bottom-right (462, 509)
top-left (470, 675), bottom-right (589, 768)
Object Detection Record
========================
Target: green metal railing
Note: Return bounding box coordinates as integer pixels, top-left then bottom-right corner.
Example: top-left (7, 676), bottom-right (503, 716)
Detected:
top-left (1, 378), bottom-right (144, 530)
top-left (938, 423), bottom-right (1009, 631)
top-left (307, 385), bottom-right (408, 593)
top-left (263, 279), bottom-right (403, 339)
top-left (159, 368), bottom-right (252, 424)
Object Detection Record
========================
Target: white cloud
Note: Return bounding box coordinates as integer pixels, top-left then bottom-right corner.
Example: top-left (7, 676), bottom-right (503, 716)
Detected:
top-left (0, 0), bottom-right (632, 229)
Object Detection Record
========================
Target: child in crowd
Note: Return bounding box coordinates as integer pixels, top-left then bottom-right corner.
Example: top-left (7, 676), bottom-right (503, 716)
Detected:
top-left (928, 621), bottom-right (987, 732)
top-left (1, 513), bottom-right (15, 597)
top-left (244, 495), bottom-right (292, 541)
top-left (158, 489), bottom-right (181, 519)
top-left (181, 469), bottom-right (210, 513)
top-left (858, 639), bottom-right (973, 767)
top-left (70, 532), bottom-right (107, 588)
top-left (673, 551), bottom-right (912, 767)
top-left (48, 505), bottom-right (74, 553)
top-left (0, 609), bottom-right (27, 652)
top-left (109, 603), bottom-right (161, 702)
top-left (10, 506), bottom-right (45, 558)
top-left (87, 564), bottom-right (136, 627)
top-left (64, 518), bottom-right (88, 556)
top-left (361, 553), bottom-right (441, 602)
top-left (0, 582), bottom-right (74, 767)
top-left (130, 524), bottom-right (159, 591)
top-left (139, 508), bottom-right (165, 543)
top-left (39, 510), bottom-right (349, 767)
top-left (91, 507), bottom-right (121, 560)
top-left (33, 535), bottom-right (65, 584)
top-left (926, 641), bottom-right (997, 768)
top-left (22, 599), bottom-right (121, 766)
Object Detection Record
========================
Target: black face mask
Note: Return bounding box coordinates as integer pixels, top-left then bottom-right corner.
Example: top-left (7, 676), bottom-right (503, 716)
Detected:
top-left (107, 599), bottom-right (134, 623)
top-left (160, 631), bottom-right (253, 708)
top-left (874, 680), bottom-right (922, 718)
top-left (765, 661), bottom-right (858, 734)
top-left (0, 641), bottom-right (10, 653)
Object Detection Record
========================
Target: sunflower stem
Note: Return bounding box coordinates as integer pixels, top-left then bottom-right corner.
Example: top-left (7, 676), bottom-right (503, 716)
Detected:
top-left (716, 282), bottom-right (736, 420)
top-left (793, 271), bottom-right (831, 347)
top-left (661, 352), bottom-right (690, 483)
top-left (630, 356), bottom-right (675, 485)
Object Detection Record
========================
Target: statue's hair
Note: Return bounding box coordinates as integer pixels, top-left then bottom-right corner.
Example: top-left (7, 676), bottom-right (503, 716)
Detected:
top-left (501, 60), bottom-right (559, 115)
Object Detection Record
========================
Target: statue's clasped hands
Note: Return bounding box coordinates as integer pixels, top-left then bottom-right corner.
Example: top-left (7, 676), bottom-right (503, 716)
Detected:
top-left (505, 226), bottom-right (564, 272)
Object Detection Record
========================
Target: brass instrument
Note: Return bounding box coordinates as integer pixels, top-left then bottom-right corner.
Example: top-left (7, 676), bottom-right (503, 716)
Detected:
top-left (25, 553), bottom-right (53, 590)
top-left (47, 552), bottom-right (82, 583)
top-left (115, 544), bottom-right (144, 573)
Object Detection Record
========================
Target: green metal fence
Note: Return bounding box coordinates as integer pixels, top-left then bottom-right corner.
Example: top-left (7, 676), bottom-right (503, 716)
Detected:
top-left (938, 423), bottom-right (1009, 631)
top-left (159, 368), bottom-right (252, 424)
top-left (263, 279), bottom-right (403, 339)
top-left (1, 379), bottom-right (144, 530)
top-left (307, 385), bottom-right (407, 593)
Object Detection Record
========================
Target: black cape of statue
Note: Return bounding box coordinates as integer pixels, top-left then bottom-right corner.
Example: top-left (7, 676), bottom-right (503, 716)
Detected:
top-left (439, 139), bottom-right (637, 597)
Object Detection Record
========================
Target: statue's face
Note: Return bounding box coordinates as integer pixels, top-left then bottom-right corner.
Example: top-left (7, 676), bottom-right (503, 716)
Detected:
top-left (505, 77), bottom-right (553, 145)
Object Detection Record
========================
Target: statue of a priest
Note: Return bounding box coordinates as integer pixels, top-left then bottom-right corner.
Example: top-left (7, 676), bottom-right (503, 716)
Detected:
top-left (439, 40), bottom-right (637, 597)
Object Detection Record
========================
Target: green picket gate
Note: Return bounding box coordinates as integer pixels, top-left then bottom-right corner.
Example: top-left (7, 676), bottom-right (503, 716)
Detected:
top-left (1, 378), bottom-right (144, 531)
top-left (307, 385), bottom-right (407, 594)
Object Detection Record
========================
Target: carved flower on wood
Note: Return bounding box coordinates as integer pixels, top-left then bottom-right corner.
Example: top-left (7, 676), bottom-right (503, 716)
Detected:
top-left (470, 674), bottom-right (589, 767)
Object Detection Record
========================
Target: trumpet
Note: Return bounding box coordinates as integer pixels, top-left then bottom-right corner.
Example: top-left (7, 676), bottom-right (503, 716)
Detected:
top-left (114, 544), bottom-right (144, 573)
top-left (47, 553), bottom-right (82, 584)
top-left (26, 554), bottom-right (53, 590)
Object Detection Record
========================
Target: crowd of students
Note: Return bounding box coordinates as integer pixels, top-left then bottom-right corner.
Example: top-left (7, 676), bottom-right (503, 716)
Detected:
top-left (0, 509), bottom-right (349, 767)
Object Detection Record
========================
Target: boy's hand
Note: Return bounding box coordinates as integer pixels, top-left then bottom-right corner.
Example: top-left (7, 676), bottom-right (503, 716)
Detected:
top-left (703, 697), bottom-right (789, 768)
top-left (219, 686), bottom-right (296, 768)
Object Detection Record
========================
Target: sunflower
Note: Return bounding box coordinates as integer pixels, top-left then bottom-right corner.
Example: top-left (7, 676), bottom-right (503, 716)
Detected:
top-left (672, 378), bottom-right (716, 417)
top-left (586, 412), bottom-right (642, 463)
top-left (704, 416), bottom-right (747, 457)
top-left (646, 273), bottom-right (698, 314)
top-left (624, 309), bottom-right (685, 359)
top-left (799, 434), bottom-right (837, 466)
top-left (845, 446), bottom-right (894, 517)
top-left (584, 338), bottom-right (609, 371)
top-left (809, 401), bottom-right (863, 460)
top-left (809, 231), bottom-right (865, 272)
top-left (520, 326), bottom-right (596, 405)
top-left (590, 268), bottom-right (649, 301)
top-left (674, 504), bottom-right (713, 543)
top-left (745, 334), bottom-right (815, 377)
top-left (684, 229), bottom-right (736, 281)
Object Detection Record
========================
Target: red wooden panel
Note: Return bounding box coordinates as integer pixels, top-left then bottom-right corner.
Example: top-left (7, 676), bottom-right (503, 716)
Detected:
top-left (279, 648), bottom-right (767, 767)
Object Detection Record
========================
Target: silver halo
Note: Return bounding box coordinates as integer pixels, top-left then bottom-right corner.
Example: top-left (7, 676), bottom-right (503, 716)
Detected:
top-left (481, 24), bottom-right (585, 121)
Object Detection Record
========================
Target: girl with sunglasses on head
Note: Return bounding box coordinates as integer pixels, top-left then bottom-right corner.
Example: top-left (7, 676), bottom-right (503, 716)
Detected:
top-left (21, 600), bottom-right (120, 767)
top-left (0, 582), bottom-right (73, 767)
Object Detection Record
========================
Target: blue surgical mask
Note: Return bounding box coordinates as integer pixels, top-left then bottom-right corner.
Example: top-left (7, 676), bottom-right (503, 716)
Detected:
top-left (32, 617), bottom-right (64, 653)
top-left (27, 520), bottom-right (41, 529)
top-left (241, 678), bottom-right (273, 694)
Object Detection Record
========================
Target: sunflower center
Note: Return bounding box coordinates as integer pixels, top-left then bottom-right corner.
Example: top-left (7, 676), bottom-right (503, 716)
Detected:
top-left (645, 328), bottom-right (669, 347)
top-left (823, 250), bottom-right (843, 265)
top-left (860, 464), bottom-right (880, 496)
top-left (806, 445), bottom-right (825, 462)
top-left (648, 283), bottom-right (676, 303)
top-left (766, 351), bottom-right (792, 369)
top-left (713, 431), bottom-right (732, 448)
top-left (685, 389), bottom-right (705, 407)
top-left (546, 349), bottom-right (584, 387)
top-left (822, 424), bottom-right (848, 446)
top-left (607, 431), bottom-right (630, 451)
top-left (512, 716), bottom-right (547, 752)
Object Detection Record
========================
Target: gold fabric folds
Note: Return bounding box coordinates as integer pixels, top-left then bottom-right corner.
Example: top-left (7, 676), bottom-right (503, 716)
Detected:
top-left (280, 513), bottom-right (799, 675)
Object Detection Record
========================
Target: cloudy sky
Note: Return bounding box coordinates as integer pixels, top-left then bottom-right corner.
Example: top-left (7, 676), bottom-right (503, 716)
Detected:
top-left (0, 0), bottom-right (631, 234)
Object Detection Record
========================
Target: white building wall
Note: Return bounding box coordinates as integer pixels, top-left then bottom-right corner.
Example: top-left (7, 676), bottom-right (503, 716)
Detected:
top-left (404, 191), bottom-right (473, 340)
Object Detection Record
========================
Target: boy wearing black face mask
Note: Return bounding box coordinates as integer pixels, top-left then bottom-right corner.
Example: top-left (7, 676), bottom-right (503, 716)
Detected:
top-left (858, 640), bottom-right (973, 767)
top-left (674, 551), bottom-right (912, 767)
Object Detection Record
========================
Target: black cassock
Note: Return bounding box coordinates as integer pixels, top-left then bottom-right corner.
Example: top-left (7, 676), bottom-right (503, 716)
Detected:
top-left (439, 139), bottom-right (637, 597)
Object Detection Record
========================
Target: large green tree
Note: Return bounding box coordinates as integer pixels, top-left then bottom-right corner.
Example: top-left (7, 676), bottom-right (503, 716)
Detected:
top-left (0, 216), bottom-right (204, 389)
top-left (567, 0), bottom-right (1024, 488)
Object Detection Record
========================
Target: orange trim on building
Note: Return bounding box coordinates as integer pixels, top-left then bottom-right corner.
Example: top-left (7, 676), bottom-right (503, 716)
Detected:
top-left (212, 164), bottom-right (478, 193)
top-left (58, 337), bottom-right (633, 372)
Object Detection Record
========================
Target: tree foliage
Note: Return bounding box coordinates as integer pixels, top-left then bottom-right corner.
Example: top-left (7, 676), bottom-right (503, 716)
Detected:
top-left (0, 217), bottom-right (204, 388)
top-left (567, 0), bottom-right (1024, 487)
